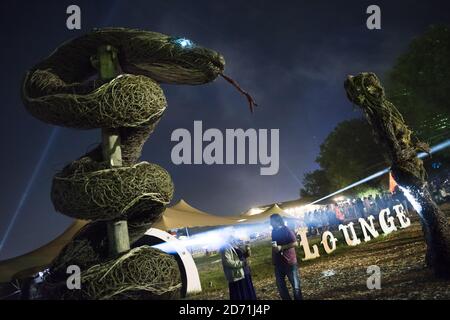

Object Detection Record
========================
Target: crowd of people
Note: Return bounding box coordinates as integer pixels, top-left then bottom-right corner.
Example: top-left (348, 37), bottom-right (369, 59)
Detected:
top-left (302, 190), bottom-right (410, 235)
top-left (301, 174), bottom-right (450, 235)
top-left (430, 174), bottom-right (450, 204)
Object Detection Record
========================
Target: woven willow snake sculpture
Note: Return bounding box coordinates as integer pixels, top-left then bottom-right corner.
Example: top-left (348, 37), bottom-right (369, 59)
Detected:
top-left (22, 28), bottom-right (255, 299)
top-left (345, 72), bottom-right (450, 278)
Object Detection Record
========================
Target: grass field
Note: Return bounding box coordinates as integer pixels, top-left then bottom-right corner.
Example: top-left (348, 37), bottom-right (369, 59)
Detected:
top-left (190, 204), bottom-right (450, 300)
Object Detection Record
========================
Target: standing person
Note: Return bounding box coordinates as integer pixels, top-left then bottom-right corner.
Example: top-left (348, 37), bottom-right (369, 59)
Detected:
top-left (304, 211), bottom-right (312, 233)
top-left (270, 214), bottom-right (303, 300)
top-left (240, 242), bottom-right (257, 299)
top-left (377, 194), bottom-right (387, 211)
top-left (220, 233), bottom-right (257, 300)
top-left (329, 204), bottom-right (340, 226)
top-left (384, 193), bottom-right (394, 210)
top-left (350, 199), bottom-right (358, 219)
top-left (439, 185), bottom-right (450, 202)
top-left (374, 194), bottom-right (381, 212)
top-left (356, 197), bottom-right (364, 218)
top-left (363, 197), bottom-right (371, 217)
top-left (323, 208), bottom-right (331, 230)
top-left (334, 204), bottom-right (345, 222)
top-left (327, 206), bottom-right (336, 229)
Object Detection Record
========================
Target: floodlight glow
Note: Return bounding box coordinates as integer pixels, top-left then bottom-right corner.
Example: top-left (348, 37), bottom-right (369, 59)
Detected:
top-left (399, 186), bottom-right (423, 216)
top-left (248, 208), bottom-right (265, 215)
top-left (153, 222), bottom-right (271, 255)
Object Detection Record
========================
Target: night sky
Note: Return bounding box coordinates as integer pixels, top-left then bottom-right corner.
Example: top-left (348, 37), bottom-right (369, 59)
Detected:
top-left (0, 0), bottom-right (449, 259)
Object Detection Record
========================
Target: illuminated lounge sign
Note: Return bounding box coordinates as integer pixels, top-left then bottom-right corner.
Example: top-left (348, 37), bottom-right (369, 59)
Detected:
top-left (298, 204), bottom-right (411, 260)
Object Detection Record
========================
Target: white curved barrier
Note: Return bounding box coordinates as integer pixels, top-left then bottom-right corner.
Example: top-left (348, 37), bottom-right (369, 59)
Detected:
top-left (144, 228), bottom-right (202, 295)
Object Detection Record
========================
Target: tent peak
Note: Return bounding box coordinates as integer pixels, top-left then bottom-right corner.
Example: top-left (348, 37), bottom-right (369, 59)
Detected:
top-left (171, 199), bottom-right (200, 212)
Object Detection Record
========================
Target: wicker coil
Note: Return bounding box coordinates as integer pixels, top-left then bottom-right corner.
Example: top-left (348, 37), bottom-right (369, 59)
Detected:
top-left (51, 160), bottom-right (173, 221)
top-left (24, 72), bottom-right (167, 129)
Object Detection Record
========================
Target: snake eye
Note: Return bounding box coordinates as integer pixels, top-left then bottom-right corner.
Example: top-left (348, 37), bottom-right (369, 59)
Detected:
top-left (171, 37), bottom-right (195, 49)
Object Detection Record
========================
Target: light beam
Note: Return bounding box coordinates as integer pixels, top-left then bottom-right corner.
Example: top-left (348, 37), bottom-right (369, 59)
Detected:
top-left (0, 0), bottom-right (120, 255)
top-left (153, 223), bottom-right (270, 254)
top-left (306, 138), bottom-right (450, 207)
top-left (0, 127), bottom-right (59, 253)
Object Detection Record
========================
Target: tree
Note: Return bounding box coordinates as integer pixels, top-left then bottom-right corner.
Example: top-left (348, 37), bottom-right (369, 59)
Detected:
top-left (345, 72), bottom-right (450, 278)
top-left (387, 25), bottom-right (450, 158)
top-left (316, 118), bottom-right (388, 191)
top-left (300, 119), bottom-right (388, 199)
top-left (300, 169), bottom-right (331, 198)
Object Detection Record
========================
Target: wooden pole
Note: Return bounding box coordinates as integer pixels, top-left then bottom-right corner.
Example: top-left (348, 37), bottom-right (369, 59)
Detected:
top-left (96, 45), bottom-right (130, 256)
top-left (107, 220), bottom-right (130, 255)
top-left (102, 128), bottom-right (122, 167)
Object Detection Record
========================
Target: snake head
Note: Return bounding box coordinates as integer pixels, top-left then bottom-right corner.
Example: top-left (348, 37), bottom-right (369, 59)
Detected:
top-left (120, 30), bottom-right (225, 85)
top-left (95, 28), bottom-right (255, 112)
top-left (344, 72), bottom-right (385, 107)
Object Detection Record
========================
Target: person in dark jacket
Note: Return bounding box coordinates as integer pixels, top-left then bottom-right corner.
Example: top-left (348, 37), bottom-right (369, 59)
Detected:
top-left (270, 214), bottom-right (303, 300)
top-left (220, 233), bottom-right (257, 300)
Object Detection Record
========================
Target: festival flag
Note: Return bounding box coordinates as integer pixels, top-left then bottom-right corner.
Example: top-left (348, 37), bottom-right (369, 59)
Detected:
top-left (389, 171), bottom-right (398, 193)
top-left (335, 206), bottom-right (345, 221)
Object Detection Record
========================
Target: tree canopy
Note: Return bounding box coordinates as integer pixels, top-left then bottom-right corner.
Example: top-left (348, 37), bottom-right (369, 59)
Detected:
top-left (387, 25), bottom-right (450, 147)
top-left (300, 169), bottom-right (331, 198)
